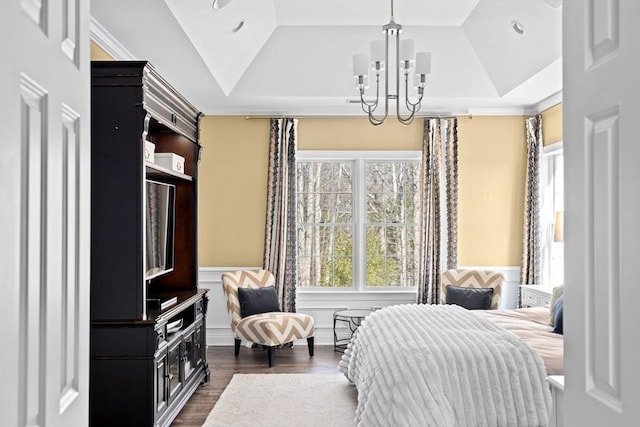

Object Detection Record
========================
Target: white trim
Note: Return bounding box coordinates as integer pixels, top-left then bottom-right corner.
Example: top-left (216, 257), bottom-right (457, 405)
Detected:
top-left (216, 108), bottom-right (544, 117)
top-left (353, 157), bottom-right (365, 292)
top-left (89, 17), bottom-right (136, 60)
top-left (198, 266), bottom-right (258, 284)
top-left (297, 289), bottom-right (417, 294)
top-left (539, 148), bottom-right (564, 288)
top-left (466, 107), bottom-right (529, 116)
top-left (543, 141), bottom-right (564, 155)
top-left (532, 91), bottom-right (563, 114)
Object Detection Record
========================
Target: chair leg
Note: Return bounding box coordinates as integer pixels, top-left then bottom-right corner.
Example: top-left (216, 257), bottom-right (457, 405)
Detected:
top-left (234, 339), bottom-right (241, 357)
top-left (307, 337), bottom-right (314, 357)
top-left (267, 347), bottom-right (273, 367)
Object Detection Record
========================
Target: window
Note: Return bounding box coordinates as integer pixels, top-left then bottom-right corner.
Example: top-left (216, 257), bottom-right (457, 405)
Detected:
top-left (296, 151), bottom-right (421, 290)
top-left (540, 144), bottom-right (564, 286)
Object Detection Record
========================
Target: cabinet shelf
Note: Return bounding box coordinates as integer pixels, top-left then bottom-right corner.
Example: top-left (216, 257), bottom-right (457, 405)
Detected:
top-left (146, 161), bottom-right (192, 181)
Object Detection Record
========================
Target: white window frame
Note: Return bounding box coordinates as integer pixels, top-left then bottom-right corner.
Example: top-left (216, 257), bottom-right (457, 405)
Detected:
top-left (540, 142), bottom-right (564, 288)
top-left (296, 150), bottom-right (421, 292)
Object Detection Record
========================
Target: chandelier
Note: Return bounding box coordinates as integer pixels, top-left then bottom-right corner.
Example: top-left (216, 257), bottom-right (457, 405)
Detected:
top-left (352, 0), bottom-right (431, 126)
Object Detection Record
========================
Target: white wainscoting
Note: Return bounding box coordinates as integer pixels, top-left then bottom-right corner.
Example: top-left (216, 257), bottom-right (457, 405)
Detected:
top-left (199, 266), bottom-right (521, 346)
top-left (198, 267), bottom-right (254, 346)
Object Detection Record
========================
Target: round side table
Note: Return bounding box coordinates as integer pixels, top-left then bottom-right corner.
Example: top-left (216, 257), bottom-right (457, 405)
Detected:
top-left (333, 309), bottom-right (372, 353)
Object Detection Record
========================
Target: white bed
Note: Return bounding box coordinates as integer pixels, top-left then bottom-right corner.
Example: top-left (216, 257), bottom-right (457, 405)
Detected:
top-left (339, 304), bottom-right (561, 427)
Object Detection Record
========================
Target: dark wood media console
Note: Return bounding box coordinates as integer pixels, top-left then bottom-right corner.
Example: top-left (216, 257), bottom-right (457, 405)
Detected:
top-left (90, 61), bottom-right (208, 427)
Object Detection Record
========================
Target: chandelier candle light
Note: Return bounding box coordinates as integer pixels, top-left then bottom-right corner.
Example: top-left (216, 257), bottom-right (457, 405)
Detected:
top-left (353, 0), bottom-right (431, 125)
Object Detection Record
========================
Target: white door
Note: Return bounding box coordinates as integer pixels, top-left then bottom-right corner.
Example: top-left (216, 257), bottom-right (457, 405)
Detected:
top-left (0, 1), bottom-right (90, 426)
top-left (564, 0), bottom-right (640, 425)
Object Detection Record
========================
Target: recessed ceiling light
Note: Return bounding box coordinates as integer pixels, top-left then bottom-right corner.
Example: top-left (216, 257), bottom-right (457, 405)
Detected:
top-left (231, 19), bottom-right (245, 34)
top-left (212, 0), bottom-right (234, 10)
top-left (511, 20), bottom-right (525, 35)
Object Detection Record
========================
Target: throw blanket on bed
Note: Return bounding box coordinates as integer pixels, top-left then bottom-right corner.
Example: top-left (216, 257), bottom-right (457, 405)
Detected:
top-left (339, 304), bottom-right (551, 427)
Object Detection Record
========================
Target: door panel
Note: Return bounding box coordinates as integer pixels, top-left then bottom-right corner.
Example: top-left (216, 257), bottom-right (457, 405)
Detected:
top-left (60, 104), bottom-right (82, 412)
top-left (0, 1), bottom-right (91, 426)
top-left (564, 0), bottom-right (640, 424)
top-left (20, 75), bottom-right (48, 427)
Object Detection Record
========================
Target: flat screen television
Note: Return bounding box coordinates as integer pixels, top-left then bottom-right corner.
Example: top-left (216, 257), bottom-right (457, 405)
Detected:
top-left (145, 179), bottom-right (175, 280)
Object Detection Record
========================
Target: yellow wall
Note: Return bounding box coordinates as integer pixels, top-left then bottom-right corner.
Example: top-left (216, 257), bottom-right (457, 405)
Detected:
top-left (299, 118), bottom-right (421, 150)
top-left (457, 116), bottom-right (526, 266)
top-left (199, 115), bottom-right (527, 267)
top-left (90, 41), bottom-right (114, 61)
top-left (542, 103), bottom-right (562, 145)
top-left (198, 117), bottom-right (271, 266)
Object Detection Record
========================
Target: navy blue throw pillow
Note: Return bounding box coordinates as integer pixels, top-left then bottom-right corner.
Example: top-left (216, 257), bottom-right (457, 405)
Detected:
top-left (552, 294), bottom-right (564, 334)
top-left (446, 285), bottom-right (494, 310)
top-left (237, 286), bottom-right (281, 318)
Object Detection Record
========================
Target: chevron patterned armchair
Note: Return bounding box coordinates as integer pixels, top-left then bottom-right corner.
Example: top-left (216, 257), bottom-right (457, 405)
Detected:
top-left (221, 269), bottom-right (315, 366)
top-left (440, 269), bottom-right (504, 310)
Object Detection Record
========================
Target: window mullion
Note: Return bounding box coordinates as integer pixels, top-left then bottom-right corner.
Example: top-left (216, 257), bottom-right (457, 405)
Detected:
top-left (353, 158), bottom-right (365, 291)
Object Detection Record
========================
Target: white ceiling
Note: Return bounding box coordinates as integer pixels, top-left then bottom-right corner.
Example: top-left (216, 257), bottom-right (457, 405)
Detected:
top-left (90, 0), bottom-right (562, 116)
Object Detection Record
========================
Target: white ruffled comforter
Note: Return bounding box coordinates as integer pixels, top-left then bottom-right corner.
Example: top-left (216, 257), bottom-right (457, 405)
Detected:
top-left (339, 304), bottom-right (551, 427)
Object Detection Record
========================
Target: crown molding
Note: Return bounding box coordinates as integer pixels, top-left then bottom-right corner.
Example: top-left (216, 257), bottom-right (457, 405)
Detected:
top-left (532, 91), bottom-right (563, 114)
top-left (89, 16), bottom-right (136, 61)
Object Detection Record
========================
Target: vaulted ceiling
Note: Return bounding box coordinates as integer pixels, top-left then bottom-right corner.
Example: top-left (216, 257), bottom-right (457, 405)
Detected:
top-left (91, 0), bottom-right (562, 116)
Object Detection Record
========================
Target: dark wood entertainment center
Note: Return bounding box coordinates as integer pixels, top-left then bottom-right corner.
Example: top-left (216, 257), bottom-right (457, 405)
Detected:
top-left (90, 61), bottom-right (209, 427)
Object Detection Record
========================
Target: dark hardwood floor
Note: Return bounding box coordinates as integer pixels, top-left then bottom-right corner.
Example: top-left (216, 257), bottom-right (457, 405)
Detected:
top-left (170, 345), bottom-right (344, 426)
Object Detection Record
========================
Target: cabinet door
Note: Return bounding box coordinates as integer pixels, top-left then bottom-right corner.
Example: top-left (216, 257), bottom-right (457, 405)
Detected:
top-left (183, 326), bottom-right (195, 380)
top-left (155, 350), bottom-right (169, 420)
top-left (167, 340), bottom-right (183, 405)
top-left (193, 319), bottom-right (205, 369)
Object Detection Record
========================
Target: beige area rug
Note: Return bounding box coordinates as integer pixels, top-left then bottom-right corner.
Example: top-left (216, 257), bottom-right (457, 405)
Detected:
top-left (202, 373), bottom-right (357, 427)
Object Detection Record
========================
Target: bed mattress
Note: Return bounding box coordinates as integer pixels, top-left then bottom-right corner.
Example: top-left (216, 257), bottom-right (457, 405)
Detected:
top-left (476, 306), bottom-right (564, 375)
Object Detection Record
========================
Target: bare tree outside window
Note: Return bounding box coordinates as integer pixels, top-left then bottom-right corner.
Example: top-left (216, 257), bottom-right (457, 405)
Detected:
top-left (297, 161), bottom-right (353, 287)
top-left (365, 161), bottom-right (420, 287)
top-left (297, 154), bottom-right (420, 289)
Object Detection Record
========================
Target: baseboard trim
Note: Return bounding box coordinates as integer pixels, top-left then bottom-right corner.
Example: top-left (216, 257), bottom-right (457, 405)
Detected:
top-left (207, 327), bottom-right (339, 347)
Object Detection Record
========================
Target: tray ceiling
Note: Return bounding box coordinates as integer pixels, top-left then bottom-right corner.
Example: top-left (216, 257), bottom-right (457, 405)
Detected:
top-left (91, 0), bottom-right (562, 116)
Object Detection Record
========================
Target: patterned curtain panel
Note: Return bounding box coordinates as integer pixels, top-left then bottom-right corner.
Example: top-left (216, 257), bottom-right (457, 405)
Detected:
top-left (417, 117), bottom-right (459, 304)
top-left (263, 118), bottom-right (298, 312)
top-left (520, 114), bottom-right (543, 285)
